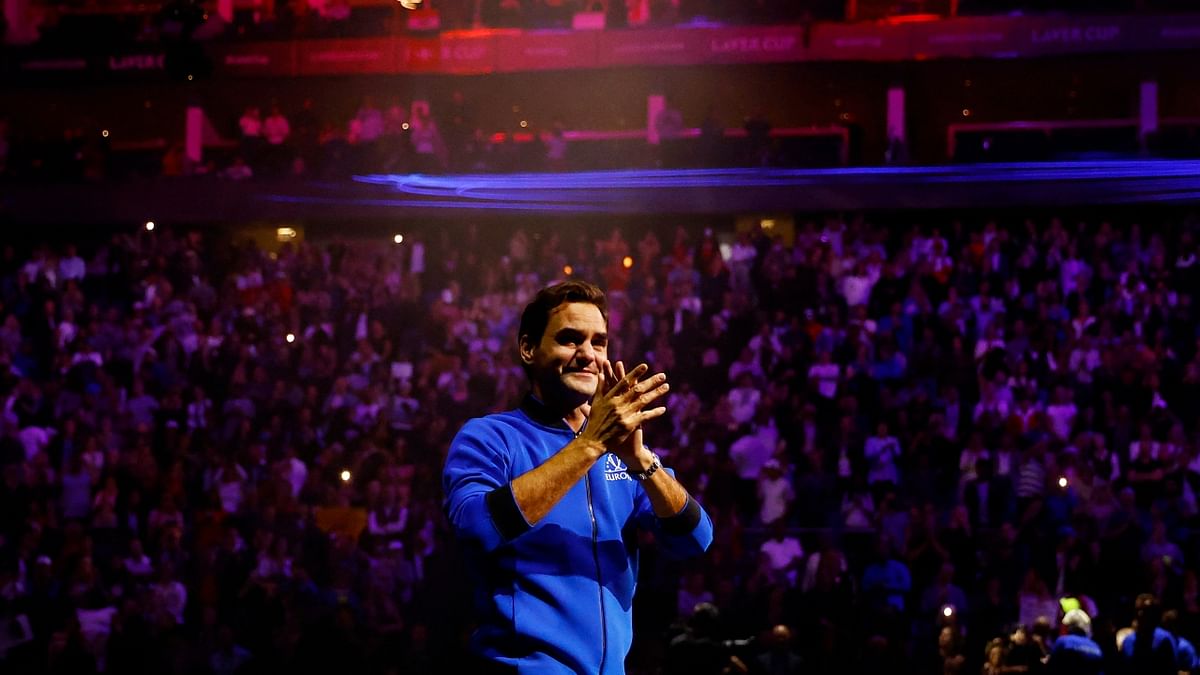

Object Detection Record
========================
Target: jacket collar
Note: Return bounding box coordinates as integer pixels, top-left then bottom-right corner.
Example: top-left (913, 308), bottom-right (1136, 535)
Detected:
top-left (520, 393), bottom-right (587, 433)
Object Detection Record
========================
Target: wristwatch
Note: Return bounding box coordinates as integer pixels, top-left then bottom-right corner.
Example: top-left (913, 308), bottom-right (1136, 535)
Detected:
top-left (633, 453), bottom-right (662, 481)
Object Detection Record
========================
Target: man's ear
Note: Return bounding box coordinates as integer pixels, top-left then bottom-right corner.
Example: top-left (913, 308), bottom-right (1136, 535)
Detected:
top-left (518, 334), bottom-right (535, 367)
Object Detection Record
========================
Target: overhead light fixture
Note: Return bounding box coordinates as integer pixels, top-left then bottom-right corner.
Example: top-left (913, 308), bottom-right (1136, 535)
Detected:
top-left (398, 0), bottom-right (423, 8)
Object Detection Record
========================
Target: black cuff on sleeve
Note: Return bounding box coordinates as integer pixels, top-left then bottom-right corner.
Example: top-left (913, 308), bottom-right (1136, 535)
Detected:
top-left (660, 495), bottom-right (702, 536)
top-left (486, 484), bottom-right (532, 540)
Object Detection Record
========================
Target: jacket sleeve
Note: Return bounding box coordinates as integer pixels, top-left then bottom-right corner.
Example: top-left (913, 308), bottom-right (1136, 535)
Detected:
top-left (632, 466), bottom-right (713, 559)
top-left (442, 419), bottom-right (532, 553)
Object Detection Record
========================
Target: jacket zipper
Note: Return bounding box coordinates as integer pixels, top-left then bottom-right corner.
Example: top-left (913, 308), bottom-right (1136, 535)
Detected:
top-left (580, 430), bottom-right (608, 674)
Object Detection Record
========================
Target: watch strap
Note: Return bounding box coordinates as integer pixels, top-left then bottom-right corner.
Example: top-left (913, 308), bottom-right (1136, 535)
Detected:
top-left (633, 453), bottom-right (662, 481)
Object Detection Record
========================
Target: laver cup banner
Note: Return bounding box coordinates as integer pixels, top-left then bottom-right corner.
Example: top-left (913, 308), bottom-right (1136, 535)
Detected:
top-left (10, 14), bottom-right (1200, 81)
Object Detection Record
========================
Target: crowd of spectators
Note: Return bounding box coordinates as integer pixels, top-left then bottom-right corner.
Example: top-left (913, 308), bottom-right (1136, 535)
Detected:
top-left (227, 96), bottom-right (463, 178)
top-left (0, 209), bottom-right (1198, 674)
top-left (218, 94), bottom-right (780, 178)
top-left (220, 94), bottom-right (780, 178)
top-left (0, 94), bottom-right (788, 181)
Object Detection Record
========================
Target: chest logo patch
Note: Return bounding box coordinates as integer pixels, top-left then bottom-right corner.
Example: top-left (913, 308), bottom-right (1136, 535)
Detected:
top-left (603, 455), bottom-right (631, 481)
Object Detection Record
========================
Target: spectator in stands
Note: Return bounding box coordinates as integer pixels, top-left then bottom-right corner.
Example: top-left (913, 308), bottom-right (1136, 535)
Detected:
top-left (759, 519), bottom-right (803, 587)
top-left (655, 95), bottom-right (685, 168)
top-left (348, 96), bottom-right (384, 171)
top-left (756, 624), bottom-right (803, 675)
top-left (440, 91), bottom-right (474, 170)
top-left (238, 105), bottom-right (263, 166)
top-left (221, 155), bottom-right (254, 180)
top-left (263, 103), bottom-right (291, 174)
top-left (409, 105), bottom-right (445, 172)
top-left (864, 421), bottom-right (901, 499)
top-left (290, 97), bottom-right (322, 171)
top-left (757, 458), bottom-right (792, 526)
top-left (264, 103), bottom-right (291, 147)
top-left (58, 244), bottom-right (85, 284)
top-left (1121, 594), bottom-right (1179, 675)
top-left (380, 97), bottom-right (411, 172)
top-left (541, 124), bottom-right (568, 172)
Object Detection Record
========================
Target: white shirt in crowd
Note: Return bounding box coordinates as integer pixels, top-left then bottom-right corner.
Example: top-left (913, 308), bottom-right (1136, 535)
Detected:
top-left (761, 536), bottom-right (804, 586)
top-left (19, 426), bottom-right (53, 461)
top-left (76, 606), bottom-right (117, 663)
top-left (864, 435), bottom-right (901, 485)
top-left (730, 422), bottom-right (778, 480)
top-left (125, 554), bottom-right (154, 578)
top-left (758, 473), bottom-right (793, 525)
top-left (842, 272), bottom-right (873, 307)
top-left (808, 361), bottom-right (840, 399)
top-left (187, 399), bottom-right (212, 431)
top-left (59, 255), bottom-right (86, 281)
top-left (282, 456), bottom-right (307, 498)
top-left (1045, 401), bottom-right (1078, 441)
top-left (21, 257), bottom-right (45, 283)
top-left (727, 386), bottom-right (761, 426)
top-left (152, 580), bottom-right (188, 625)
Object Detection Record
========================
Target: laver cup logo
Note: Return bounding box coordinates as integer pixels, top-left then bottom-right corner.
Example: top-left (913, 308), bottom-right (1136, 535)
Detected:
top-left (604, 455), bottom-right (630, 481)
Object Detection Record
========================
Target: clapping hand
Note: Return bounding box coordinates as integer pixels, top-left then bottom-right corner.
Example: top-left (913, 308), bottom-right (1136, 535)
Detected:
top-left (581, 360), bottom-right (669, 467)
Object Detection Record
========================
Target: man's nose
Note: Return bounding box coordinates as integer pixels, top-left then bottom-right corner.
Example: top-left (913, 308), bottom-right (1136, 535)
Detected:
top-left (575, 342), bottom-right (598, 364)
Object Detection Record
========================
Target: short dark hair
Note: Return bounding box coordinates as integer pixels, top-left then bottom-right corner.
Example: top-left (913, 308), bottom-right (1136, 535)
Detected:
top-left (1135, 593), bottom-right (1162, 627)
top-left (518, 280), bottom-right (608, 349)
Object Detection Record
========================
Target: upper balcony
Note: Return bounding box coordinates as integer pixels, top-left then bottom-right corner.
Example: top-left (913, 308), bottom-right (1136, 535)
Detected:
top-left (5, 0), bottom-right (1200, 81)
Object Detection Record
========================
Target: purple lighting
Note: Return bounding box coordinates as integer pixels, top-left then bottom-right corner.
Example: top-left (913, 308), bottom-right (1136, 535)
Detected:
top-left (321, 162), bottom-right (1200, 213)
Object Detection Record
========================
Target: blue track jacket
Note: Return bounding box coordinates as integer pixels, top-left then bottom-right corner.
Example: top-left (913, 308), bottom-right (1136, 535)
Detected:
top-left (443, 396), bottom-right (713, 674)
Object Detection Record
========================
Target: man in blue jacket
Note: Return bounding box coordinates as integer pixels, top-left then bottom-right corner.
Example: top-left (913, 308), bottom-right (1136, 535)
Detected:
top-left (443, 280), bottom-right (714, 674)
top-left (1119, 594), bottom-right (1179, 675)
top-left (1162, 610), bottom-right (1197, 675)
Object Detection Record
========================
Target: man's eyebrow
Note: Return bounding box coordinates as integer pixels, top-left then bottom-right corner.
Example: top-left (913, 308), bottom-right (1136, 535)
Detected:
top-left (554, 328), bottom-right (607, 341)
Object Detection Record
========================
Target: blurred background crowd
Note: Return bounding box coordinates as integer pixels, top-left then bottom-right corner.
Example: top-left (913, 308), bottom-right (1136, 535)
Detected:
top-left (0, 90), bottom-right (821, 181)
top-left (0, 208), bottom-right (1198, 674)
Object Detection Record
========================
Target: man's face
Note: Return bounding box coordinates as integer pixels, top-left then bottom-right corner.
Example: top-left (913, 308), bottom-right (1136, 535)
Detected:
top-left (521, 302), bottom-right (608, 406)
